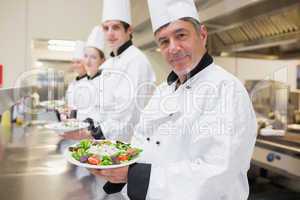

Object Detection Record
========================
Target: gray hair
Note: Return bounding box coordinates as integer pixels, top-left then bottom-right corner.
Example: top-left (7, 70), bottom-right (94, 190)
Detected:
top-left (154, 17), bottom-right (202, 36)
top-left (180, 17), bottom-right (202, 33)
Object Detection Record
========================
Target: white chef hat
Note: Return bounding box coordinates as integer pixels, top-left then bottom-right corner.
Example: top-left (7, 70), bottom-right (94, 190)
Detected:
top-left (86, 26), bottom-right (105, 51)
top-left (72, 41), bottom-right (85, 60)
top-left (102, 0), bottom-right (132, 25)
top-left (148, 0), bottom-right (200, 33)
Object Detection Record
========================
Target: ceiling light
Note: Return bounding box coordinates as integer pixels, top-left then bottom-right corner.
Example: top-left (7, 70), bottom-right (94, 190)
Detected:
top-left (48, 40), bottom-right (75, 47)
top-left (220, 52), bottom-right (230, 57)
top-left (48, 40), bottom-right (76, 52)
top-left (48, 45), bottom-right (75, 52)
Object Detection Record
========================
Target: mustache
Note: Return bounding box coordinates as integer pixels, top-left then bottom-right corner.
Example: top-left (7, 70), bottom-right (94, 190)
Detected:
top-left (169, 51), bottom-right (191, 61)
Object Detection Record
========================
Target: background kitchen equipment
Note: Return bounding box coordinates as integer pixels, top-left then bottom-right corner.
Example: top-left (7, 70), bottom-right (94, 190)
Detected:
top-left (245, 80), bottom-right (289, 133)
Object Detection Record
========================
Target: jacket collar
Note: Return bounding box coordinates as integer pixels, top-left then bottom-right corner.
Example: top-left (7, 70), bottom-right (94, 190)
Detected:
top-left (87, 70), bottom-right (102, 80)
top-left (110, 40), bottom-right (133, 57)
top-left (75, 74), bottom-right (87, 81)
top-left (167, 52), bottom-right (213, 86)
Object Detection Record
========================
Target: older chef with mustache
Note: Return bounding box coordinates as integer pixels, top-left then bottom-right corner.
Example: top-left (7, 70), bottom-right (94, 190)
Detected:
top-left (91, 0), bottom-right (257, 199)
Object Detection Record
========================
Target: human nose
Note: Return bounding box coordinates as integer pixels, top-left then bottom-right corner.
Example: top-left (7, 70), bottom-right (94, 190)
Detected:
top-left (107, 28), bottom-right (114, 37)
top-left (86, 57), bottom-right (92, 66)
top-left (168, 38), bottom-right (180, 54)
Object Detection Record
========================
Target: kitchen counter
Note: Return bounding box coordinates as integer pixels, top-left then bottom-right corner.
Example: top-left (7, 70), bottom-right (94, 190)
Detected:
top-left (252, 132), bottom-right (300, 180)
top-left (0, 124), bottom-right (123, 200)
top-left (256, 132), bottom-right (300, 154)
top-left (1, 120), bottom-right (299, 199)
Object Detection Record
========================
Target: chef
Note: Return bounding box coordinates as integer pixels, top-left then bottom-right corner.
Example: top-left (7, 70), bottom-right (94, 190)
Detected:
top-left (92, 0), bottom-right (257, 199)
top-left (59, 28), bottom-right (105, 146)
top-left (64, 41), bottom-right (87, 118)
top-left (70, 0), bottom-right (156, 142)
top-left (75, 26), bottom-right (106, 122)
top-left (60, 26), bottom-right (109, 200)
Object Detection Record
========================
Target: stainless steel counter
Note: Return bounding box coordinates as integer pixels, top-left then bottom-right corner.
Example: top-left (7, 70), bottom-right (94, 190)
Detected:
top-left (1, 119), bottom-right (299, 199)
top-left (0, 124), bottom-right (125, 200)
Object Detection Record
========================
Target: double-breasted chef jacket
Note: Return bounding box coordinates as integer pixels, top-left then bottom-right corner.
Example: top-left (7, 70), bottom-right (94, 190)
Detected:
top-left (90, 40), bottom-right (156, 143)
top-left (65, 74), bottom-right (91, 121)
top-left (103, 52), bottom-right (257, 200)
top-left (66, 74), bottom-right (87, 108)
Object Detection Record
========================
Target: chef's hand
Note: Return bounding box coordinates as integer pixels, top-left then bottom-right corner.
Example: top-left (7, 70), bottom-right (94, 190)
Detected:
top-left (90, 166), bottom-right (129, 184)
top-left (60, 129), bottom-right (93, 140)
top-left (57, 107), bottom-right (70, 121)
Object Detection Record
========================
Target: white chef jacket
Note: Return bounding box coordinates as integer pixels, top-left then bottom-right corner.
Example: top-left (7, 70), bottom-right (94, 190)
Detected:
top-left (66, 72), bottom-right (105, 121)
top-left (66, 76), bottom-right (86, 109)
top-left (66, 75), bottom-right (92, 121)
top-left (96, 43), bottom-right (156, 143)
top-left (131, 62), bottom-right (257, 199)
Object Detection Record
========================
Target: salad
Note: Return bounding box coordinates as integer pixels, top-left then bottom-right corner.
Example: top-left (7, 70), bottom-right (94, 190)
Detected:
top-left (68, 139), bottom-right (142, 166)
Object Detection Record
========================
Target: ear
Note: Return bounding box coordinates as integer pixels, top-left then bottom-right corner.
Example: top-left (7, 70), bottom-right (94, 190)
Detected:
top-left (127, 26), bottom-right (133, 34)
top-left (101, 57), bottom-right (106, 64)
top-left (199, 25), bottom-right (208, 46)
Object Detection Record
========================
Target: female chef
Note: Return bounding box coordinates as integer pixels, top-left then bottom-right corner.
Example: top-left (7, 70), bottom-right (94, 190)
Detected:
top-left (75, 26), bottom-right (106, 122)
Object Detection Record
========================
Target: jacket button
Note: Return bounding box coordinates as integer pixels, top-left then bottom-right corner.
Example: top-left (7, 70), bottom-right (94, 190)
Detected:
top-left (156, 141), bottom-right (160, 145)
top-left (186, 85), bottom-right (191, 89)
top-left (146, 137), bottom-right (150, 141)
top-left (169, 113), bottom-right (174, 117)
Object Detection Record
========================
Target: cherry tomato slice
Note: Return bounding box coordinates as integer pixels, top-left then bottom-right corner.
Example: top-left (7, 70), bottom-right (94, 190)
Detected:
top-left (88, 156), bottom-right (101, 165)
top-left (117, 155), bottom-right (129, 161)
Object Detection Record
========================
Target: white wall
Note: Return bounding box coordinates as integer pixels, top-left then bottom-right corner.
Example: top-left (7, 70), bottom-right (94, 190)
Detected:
top-left (214, 57), bottom-right (300, 91)
top-left (214, 57), bottom-right (237, 75)
top-left (0, 0), bottom-right (102, 88)
top-left (27, 0), bottom-right (101, 40)
top-left (0, 0), bottom-right (27, 88)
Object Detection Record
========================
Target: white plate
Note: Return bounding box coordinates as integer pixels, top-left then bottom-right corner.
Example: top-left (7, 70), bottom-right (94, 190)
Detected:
top-left (39, 100), bottom-right (65, 108)
top-left (64, 148), bottom-right (140, 169)
top-left (45, 121), bottom-right (89, 132)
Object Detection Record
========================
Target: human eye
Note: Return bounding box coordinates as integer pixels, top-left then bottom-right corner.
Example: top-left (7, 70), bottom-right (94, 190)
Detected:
top-left (113, 25), bottom-right (121, 31)
top-left (158, 38), bottom-right (169, 49)
top-left (102, 26), bottom-right (109, 32)
top-left (176, 32), bottom-right (188, 40)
